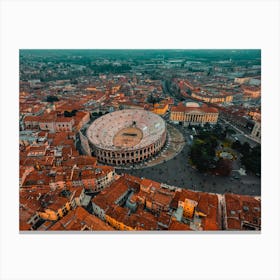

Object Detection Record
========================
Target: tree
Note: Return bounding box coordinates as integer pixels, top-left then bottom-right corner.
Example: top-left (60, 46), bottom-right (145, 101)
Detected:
top-left (190, 139), bottom-right (217, 172)
top-left (147, 94), bottom-right (160, 105)
top-left (64, 111), bottom-right (71, 117)
top-left (241, 144), bottom-right (261, 174)
top-left (204, 122), bottom-right (211, 130)
top-left (225, 127), bottom-right (236, 138)
top-left (232, 140), bottom-right (242, 151)
top-left (64, 110), bottom-right (77, 117)
top-left (240, 142), bottom-right (251, 155)
top-left (212, 123), bottom-right (226, 140)
top-left (46, 95), bottom-right (59, 102)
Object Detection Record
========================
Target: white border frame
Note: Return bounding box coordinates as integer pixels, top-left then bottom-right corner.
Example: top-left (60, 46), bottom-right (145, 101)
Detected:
top-left (1, 0), bottom-right (280, 279)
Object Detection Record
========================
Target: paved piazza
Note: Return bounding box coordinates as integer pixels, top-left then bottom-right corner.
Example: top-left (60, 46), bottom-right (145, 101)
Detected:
top-left (119, 124), bottom-right (261, 196)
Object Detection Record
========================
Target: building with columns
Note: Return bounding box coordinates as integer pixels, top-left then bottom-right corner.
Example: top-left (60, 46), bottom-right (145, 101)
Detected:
top-left (170, 103), bottom-right (219, 126)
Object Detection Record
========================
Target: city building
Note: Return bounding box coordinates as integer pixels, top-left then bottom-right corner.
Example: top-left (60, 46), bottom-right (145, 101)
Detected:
top-left (48, 206), bottom-right (115, 231)
top-left (170, 103), bottom-right (219, 126)
top-left (191, 92), bottom-right (233, 103)
top-left (23, 111), bottom-right (90, 133)
top-left (251, 120), bottom-right (261, 141)
top-left (67, 165), bottom-right (116, 194)
top-left (241, 85), bottom-right (261, 99)
top-left (224, 193), bottom-right (261, 230)
top-left (152, 100), bottom-right (169, 115)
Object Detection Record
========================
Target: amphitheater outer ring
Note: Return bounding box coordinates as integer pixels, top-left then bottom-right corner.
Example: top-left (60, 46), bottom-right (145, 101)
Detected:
top-left (86, 109), bottom-right (167, 166)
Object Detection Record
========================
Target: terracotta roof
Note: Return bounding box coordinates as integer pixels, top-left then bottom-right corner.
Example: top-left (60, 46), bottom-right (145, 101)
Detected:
top-left (227, 218), bottom-right (241, 230)
top-left (169, 220), bottom-right (192, 231)
top-left (176, 189), bottom-right (220, 230)
top-left (92, 176), bottom-right (130, 209)
top-left (171, 104), bottom-right (218, 113)
top-left (24, 115), bottom-right (40, 122)
top-left (225, 193), bottom-right (261, 230)
top-left (141, 178), bottom-right (161, 189)
top-left (153, 191), bottom-right (173, 206)
top-left (23, 171), bottom-right (51, 186)
top-left (49, 206), bottom-right (114, 231)
top-left (56, 117), bottom-right (74, 123)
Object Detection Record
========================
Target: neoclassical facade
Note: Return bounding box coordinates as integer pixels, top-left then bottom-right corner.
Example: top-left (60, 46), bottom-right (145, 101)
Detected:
top-left (86, 109), bottom-right (167, 166)
top-left (170, 103), bottom-right (219, 125)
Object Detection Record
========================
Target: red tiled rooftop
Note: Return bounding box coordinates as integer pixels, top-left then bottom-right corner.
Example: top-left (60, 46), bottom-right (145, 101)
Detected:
top-left (49, 206), bottom-right (114, 231)
top-left (56, 117), bottom-right (74, 123)
top-left (227, 218), bottom-right (242, 230)
top-left (141, 178), bottom-right (161, 189)
top-left (47, 196), bottom-right (69, 211)
top-left (225, 193), bottom-right (261, 230)
top-left (24, 115), bottom-right (40, 122)
top-left (123, 173), bottom-right (142, 185)
top-left (171, 104), bottom-right (218, 113)
top-left (92, 176), bottom-right (130, 208)
top-left (153, 191), bottom-right (173, 206)
top-left (169, 220), bottom-right (192, 231)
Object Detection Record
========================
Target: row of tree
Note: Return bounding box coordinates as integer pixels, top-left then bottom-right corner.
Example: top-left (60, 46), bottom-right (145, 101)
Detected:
top-left (89, 63), bottom-right (131, 74)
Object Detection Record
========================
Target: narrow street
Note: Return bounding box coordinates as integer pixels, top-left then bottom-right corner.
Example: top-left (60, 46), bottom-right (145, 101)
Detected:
top-left (220, 118), bottom-right (260, 146)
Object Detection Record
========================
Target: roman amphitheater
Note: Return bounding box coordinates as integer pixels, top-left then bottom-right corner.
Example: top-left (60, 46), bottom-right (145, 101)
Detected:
top-left (86, 109), bottom-right (167, 166)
